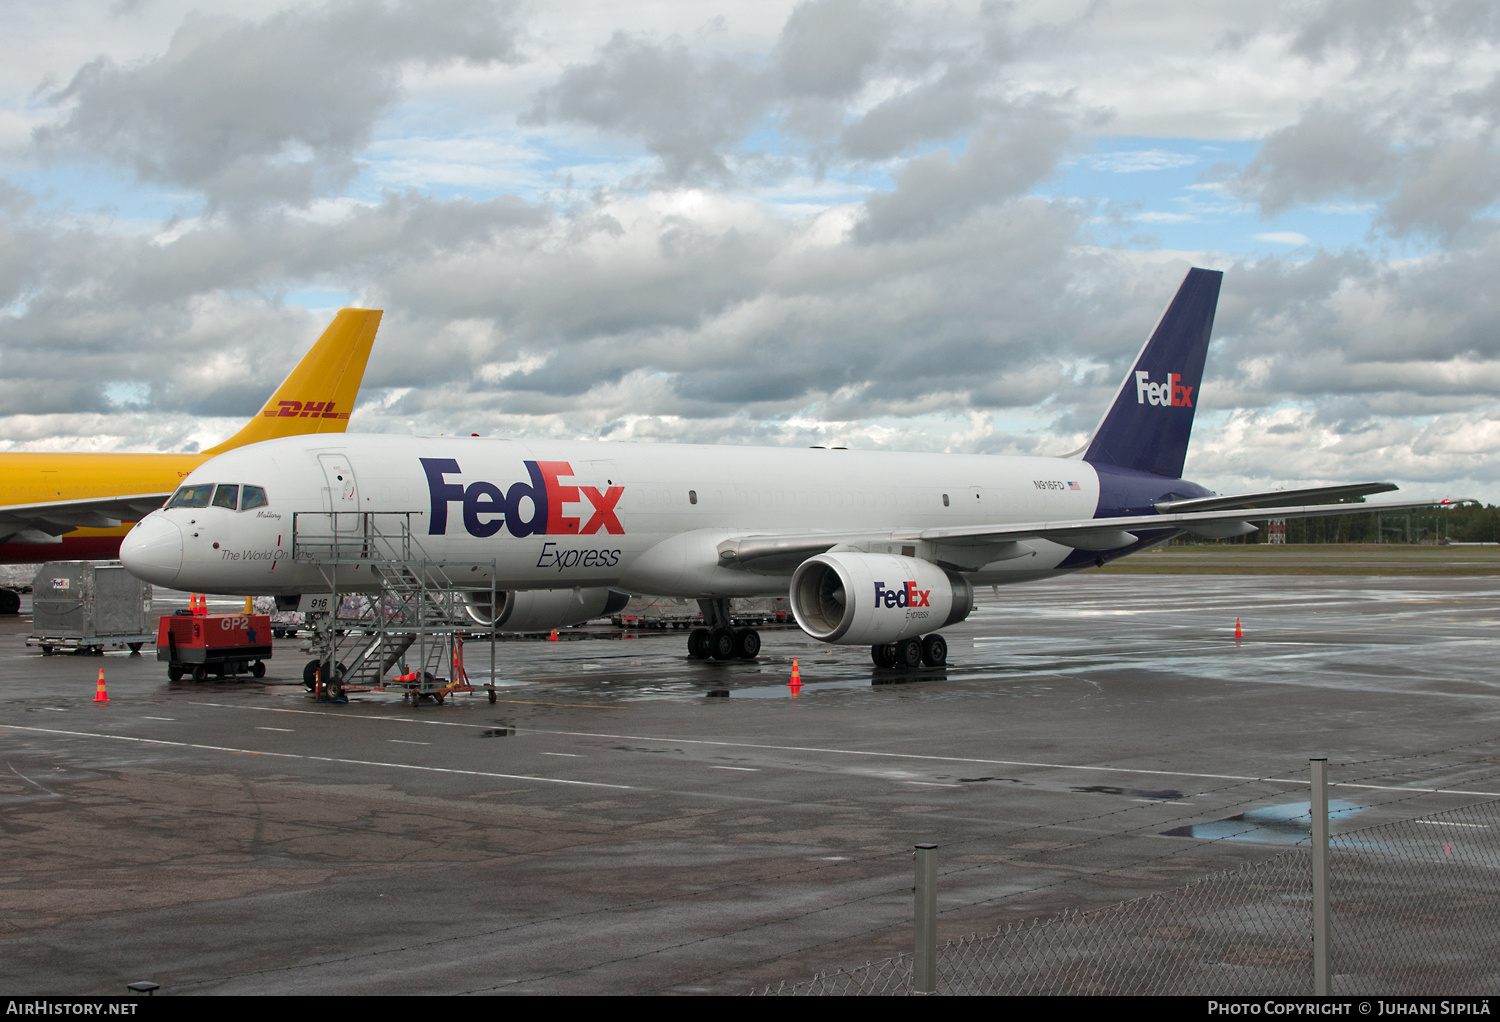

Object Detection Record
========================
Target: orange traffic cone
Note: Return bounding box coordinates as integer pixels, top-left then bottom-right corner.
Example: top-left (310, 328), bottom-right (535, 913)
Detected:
top-left (788, 657), bottom-right (801, 688)
top-left (548, 629), bottom-right (559, 642)
top-left (1234, 617), bottom-right (1243, 640)
top-left (93, 668), bottom-right (108, 703)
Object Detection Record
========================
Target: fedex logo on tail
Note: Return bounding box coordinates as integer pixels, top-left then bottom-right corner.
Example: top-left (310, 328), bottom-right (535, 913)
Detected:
top-left (1135, 371), bottom-right (1194, 408)
top-left (874, 581), bottom-right (931, 609)
top-left (421, 458), bottom-right (624, 538)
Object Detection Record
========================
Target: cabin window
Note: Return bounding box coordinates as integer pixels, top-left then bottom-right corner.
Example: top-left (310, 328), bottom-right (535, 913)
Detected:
top-left (167, 484), bottom-right (214, 509)
top-left (212, 484), bottom-right (239, 510)
top-left (943, 493), bottom-right (949, 506)
top-left (688, 490), bottom-right (697, 505)
top-left (240, 485), bottom-right (268, 511)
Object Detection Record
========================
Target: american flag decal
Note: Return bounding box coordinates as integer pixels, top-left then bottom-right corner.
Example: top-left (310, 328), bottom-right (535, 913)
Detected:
top-left (1067, 481), bottom-right (1081, 490)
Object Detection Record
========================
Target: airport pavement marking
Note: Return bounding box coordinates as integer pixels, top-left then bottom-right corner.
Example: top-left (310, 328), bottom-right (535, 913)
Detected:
top-left (153, 705), bottom-right (1500, 800)
top-left (523, 728), bottom-right (1500, 797)
top-left (0, 724), bottom-right (633, 790)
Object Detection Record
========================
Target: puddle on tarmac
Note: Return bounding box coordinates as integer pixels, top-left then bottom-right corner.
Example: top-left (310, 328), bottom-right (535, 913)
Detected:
top-left (1163, 800), bottom-right (1363, 844)
top-left (1073, 785), bottom-right (1184, 799)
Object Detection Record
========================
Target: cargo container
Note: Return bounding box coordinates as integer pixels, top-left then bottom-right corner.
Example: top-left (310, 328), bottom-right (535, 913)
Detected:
top-left (27, 561), bottom-right (153, 655)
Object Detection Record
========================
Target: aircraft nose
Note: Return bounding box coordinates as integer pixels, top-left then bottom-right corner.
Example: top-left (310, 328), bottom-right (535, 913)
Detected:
top-left (121, 514), bottom-right (183, 586)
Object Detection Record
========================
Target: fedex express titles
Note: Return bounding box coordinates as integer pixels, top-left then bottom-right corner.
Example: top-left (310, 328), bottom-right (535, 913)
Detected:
top-left (421, 458), bottom-right (625, 571)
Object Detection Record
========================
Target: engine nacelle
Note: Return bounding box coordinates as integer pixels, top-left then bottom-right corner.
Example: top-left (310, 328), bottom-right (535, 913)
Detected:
top-left (463, 588), bottom-right (630, 631)
top-left (789, 553), bottom-right (973, 645)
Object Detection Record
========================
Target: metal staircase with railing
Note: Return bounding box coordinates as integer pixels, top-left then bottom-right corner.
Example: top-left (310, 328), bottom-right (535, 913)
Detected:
top-left (291, 511), bottom-right (497, 701)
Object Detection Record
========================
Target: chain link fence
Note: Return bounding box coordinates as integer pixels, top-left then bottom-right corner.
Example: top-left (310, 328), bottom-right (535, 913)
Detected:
top-left (1329, 800), bottom-right (1500, 994)
top-left (761, 797), bottom-right (1500, 995)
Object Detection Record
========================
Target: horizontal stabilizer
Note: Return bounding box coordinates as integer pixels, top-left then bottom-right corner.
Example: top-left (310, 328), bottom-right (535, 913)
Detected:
top-left (1156, 482), bottom-right (1398, 514)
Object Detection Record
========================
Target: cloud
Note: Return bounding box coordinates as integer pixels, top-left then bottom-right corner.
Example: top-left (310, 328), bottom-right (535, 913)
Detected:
top-left (838, 62), bottom-right (993, 161)
top-left (1231, 103), bottom-right (1397, 214)
top-left (1230, 101), bottom-right (1500, 241)
top-left (1288, 0), bottom-right (1500, 64)
top-left (855, 113), bottom-right (1072, 242)
top-left (1381, 140), bottom-right (1500, 239)
top-left (35, 0), bottom-right (523, 210)
top-left (523, 32), bottom-right (766, 183)
top-left (774, 0), bottom-right (891, 101)
top-left (1253, 231), bottom-right (1311, 245)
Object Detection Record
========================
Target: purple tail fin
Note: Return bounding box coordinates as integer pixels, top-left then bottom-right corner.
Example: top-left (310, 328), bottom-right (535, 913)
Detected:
top-left (1082, 267), bottom-right (1221, 479)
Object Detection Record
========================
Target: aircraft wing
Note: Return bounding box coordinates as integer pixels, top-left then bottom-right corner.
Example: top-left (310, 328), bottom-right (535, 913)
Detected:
top-left (716, 495), bottom-right (1469, 570)
top-left (0, 493), bottom-right (171, 543)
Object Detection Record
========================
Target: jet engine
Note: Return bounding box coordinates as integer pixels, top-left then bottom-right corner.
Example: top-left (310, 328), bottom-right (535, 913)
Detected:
top-left (789, 552), bottom-right (973, 644)
top-left (462, 588), bottom-right (630, 631)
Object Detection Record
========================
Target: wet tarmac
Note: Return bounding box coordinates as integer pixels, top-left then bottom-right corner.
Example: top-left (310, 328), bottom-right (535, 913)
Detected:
top-left (2, 574), bottom-right (1499, 994)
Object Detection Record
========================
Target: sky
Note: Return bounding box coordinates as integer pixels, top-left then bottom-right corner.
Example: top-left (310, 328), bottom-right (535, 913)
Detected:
top-left (2, 0), bottom-right (1499, 501)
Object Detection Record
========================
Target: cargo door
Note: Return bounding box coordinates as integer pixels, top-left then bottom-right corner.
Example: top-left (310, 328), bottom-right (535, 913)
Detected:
top-left (318, 453), bottom-right (362, 534)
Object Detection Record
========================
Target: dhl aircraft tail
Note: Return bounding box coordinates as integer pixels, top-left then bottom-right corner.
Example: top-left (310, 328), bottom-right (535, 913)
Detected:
top-left (202, 308), bottom-right (382, 456)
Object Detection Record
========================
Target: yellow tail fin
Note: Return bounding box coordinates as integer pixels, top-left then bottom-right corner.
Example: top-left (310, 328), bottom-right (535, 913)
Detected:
top-left (202, 308), bottom-right (382, 456)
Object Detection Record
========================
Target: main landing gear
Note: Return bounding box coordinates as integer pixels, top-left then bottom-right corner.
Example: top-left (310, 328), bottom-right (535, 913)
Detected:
top-left (871, 634), bottom-right (947, 669)
top-left (688, 598), bottom-right (761, 661)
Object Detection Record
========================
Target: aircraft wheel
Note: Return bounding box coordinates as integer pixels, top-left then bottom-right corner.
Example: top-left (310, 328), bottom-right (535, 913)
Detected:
top-left (687, 628), bottom-right (712, 660)
top-left (303, 659), bottom-right (321, 691)
top-left (895, 638), bottom-right (923, 670)
top-left (708, 627), bottom-right (736, 661)
top-left (921, 634), bottom-right (948, 667)
top-left (0, 589), bottom-right (19, 615)
top-left (192, 665), bottom-right (208, 683)
top-left (734, 628), bottom-right (761, 660)
top-left (488, 689), bottom-right (497, 704)
top-left (871, 644), bottom-right (896, 669)
top-left (251, 661), bottom-right (266, 678)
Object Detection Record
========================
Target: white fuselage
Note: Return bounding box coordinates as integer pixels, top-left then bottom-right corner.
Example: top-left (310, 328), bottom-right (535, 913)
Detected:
top-left (122, 434), bottom-right (1107, 596)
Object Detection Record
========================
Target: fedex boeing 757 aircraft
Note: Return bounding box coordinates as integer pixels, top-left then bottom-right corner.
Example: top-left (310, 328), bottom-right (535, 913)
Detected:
top-left (120, 269), bottom-right (1453, 671)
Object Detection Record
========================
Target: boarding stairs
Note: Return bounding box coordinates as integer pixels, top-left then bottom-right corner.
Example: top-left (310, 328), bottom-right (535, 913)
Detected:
top-left (291, 512), bottom-right (497, 699)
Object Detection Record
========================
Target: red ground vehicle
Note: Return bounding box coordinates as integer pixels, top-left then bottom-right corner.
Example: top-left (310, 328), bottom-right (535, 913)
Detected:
top-left (157, 610), bottom-right (273, 681)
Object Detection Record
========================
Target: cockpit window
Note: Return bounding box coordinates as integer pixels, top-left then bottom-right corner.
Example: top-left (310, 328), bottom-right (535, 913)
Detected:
top-left (166, 484), bottom-right (214, 509)
top-left (240, 485), bottom-right (268, 510)
top-left (212, 484), bottom-right (239, 510)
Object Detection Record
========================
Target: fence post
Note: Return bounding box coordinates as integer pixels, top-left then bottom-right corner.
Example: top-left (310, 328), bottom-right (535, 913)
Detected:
top-left (1311, 758), bottom-right (1330, 995)
top-left (914, 843), bottom-right (937, 995)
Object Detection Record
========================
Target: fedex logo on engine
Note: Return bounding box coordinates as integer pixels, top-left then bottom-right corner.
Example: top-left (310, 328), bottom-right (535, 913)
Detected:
top-left (420, 458), bottom-right (624, 538)
top-left (1135, 371), bottom-right (1193, 408)
top-left (874, 581), bottom-right (931, 609)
